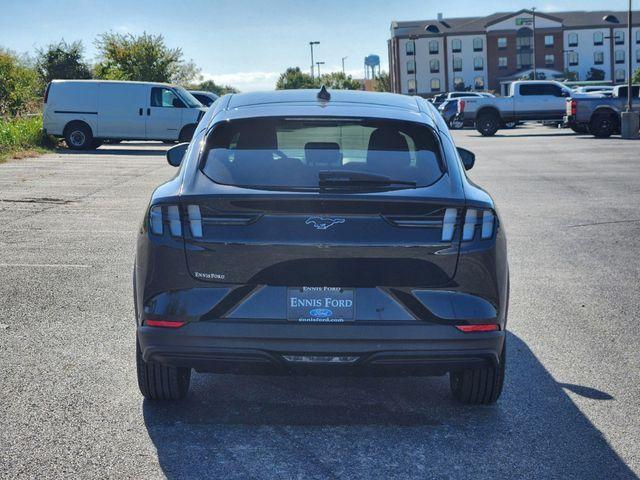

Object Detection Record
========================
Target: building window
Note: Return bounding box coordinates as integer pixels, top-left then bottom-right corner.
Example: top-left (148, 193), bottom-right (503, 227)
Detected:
top-left (473, 37), bottom-right (483, 52)
top-left (407, 60), bottom-right (416, 74)
top-left (544, 35), bottom-right (554, 47)
top-left (407, 79), bottom-right (416, 93)
top-left (453, 57), bottom-right (462, 71)
top-left (516, 36), bottom-right (531, 49)
top-left (568, 51), bottom-right (579, 66)
top-left (452, 39), bottom-right (462, 53)
top-left (637, 49), bottom-right (640, 63)
top-left (429, 40), bottom-right (439, 54)
top-left (615, 50), bottom-right (625, 64)
top-left (517, 52), bottom-right (533, 69)
top-left (474, 76), bottom-right (484, 90)
top-left (498, 37), bottom-right (507, 49)
top-left (568, 33), bottom-right (578, 47)
top-left (544, 54), bottom-right (555, 66)
top-left (406, 41), bottom-right (415, 56)
top-left (474, 57), bottom-right (484, 71)
top-left (453, 77), bottom-right (464, 89)
top-left (430, 78), bottom-right (441, 92)
top-left (594, 31), bottom-right (604, 46)
top-left (637, 30), bottom-right (640, 44)
top-left (430, 59), bottom-right (440, 73)
top-left (615, 31), bottom-right (624, 45)
top-left (594, 51), bottom-right (604, 65)
top-left (498, 56), bottom-right (508, 69)
top-left (615, 69), bottom-right (625, 82)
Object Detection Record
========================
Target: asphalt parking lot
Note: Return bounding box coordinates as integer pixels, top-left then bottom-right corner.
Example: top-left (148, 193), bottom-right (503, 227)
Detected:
top-left (1, 125), bottom-right (639, 479)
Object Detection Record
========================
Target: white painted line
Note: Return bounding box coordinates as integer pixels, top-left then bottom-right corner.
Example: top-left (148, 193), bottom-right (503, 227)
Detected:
top-left (0, 263), bottom-right (91, 268)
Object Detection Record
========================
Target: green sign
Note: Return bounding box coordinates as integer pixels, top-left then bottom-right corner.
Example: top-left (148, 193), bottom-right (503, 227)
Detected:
top-left (516, 17), bottom-right (533, 26)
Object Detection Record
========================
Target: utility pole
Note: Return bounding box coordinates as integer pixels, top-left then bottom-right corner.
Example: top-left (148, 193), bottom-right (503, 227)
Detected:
top-left (341, 56), bottom-right (347, 74)
top-left (621, 0), bottom-right (639, 138)
top-left (531, 7), bottom-right (537, 79)
top-left (316, 61), bottom-right (325, 78)
top-left (309, 41), bottom-right (320, 80)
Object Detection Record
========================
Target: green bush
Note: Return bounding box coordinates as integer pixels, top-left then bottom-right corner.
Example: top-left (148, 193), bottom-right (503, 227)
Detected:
top-left (0, 115), bottom-right (54, 161)
top-left (0, 50), bottom-right (43, 117)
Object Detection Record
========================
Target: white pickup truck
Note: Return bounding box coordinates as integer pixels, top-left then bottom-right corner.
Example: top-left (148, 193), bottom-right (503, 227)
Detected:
top-left (456, 80), bottom-right (572, 136)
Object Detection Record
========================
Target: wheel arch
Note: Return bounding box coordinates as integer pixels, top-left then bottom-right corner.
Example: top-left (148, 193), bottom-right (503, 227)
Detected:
top-left (476, 106), bottom-right (502, 120)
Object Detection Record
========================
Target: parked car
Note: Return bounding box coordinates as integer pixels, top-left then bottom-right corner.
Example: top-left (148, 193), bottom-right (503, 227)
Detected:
top-left (564, 85), bottom-right (640, 137)
top-left (43, 80), bottom-right (206, 149)
top-left (438, 99), bottom-right (464, 129)
top-left (429, 93), bottom-right (448, 108)
top-left (134, 88), bottom-right (509, 404)
top-left (456, 80), bottom-right (572, 136)
top-left (189, 90), bottom-right (219, 107)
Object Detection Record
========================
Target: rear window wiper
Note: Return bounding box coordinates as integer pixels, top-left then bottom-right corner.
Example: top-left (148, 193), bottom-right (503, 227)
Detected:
top-left (318, 170), bottom-right (417, 189)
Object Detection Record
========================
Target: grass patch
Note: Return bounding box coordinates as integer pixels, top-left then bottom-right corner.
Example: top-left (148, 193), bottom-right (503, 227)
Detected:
top-left (0, 115), bottom-right (56, 163)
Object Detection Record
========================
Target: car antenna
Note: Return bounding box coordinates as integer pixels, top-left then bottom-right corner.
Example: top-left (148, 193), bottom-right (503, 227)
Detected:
top-left (317, 85), bottom-right (331, 102)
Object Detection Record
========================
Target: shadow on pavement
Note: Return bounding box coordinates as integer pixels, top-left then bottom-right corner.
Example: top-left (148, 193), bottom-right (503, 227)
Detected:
top-left (142, 332), bottom-right (635, 479)
top-left (56, 148), bottom-right (167, 156)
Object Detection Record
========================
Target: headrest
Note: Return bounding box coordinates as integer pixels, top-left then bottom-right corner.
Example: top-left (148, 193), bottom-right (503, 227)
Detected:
top-left (367, 127), bottom-right (411, 170)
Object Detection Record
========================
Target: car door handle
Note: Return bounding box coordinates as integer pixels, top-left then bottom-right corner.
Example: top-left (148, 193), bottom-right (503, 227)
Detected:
top-left (139, 108), bottom-right (143, 116)
top-left (147, 108), bottom-right (151, 116)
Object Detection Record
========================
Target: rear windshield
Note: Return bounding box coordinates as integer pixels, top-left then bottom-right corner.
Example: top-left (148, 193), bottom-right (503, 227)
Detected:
top-left (200, 117), bottom-right (444, 190)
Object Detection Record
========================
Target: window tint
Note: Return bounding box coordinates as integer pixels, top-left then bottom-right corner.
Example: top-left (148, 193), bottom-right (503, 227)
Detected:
top-left (201, 117), bottom-right (444, 190)
top-left (151, 87), bottom-right (181, 108)
top-left (520, 84), bottom-right (563, 96)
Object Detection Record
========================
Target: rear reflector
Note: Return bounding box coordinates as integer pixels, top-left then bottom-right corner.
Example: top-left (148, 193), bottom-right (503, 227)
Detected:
top-left (455, 324), bottom-right (499, 332)
top-left (145, 319), bottom-right (186, 328)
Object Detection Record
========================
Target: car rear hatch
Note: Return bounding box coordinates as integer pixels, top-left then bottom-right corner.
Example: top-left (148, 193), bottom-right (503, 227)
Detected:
top-left (182, 189), bottom-right (462, 288)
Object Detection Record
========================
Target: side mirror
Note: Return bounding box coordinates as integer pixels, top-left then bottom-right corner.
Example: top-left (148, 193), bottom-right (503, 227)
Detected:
top-left (172, 98), bottom-right (185, 108)
top-left (166, 142), bottom-right (189, 167)
top-left (457, 147), bottom-right (475, 170)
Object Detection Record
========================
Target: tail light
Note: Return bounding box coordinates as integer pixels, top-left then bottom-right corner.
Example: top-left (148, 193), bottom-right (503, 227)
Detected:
top-left (570, 99), bottom-right (577, 116)
top-left (148, 204), bottom-right (202, 238)
top-left (458, 100), bottom-right (465, 113)
top-left (440, 208), bottom-right (495, 242)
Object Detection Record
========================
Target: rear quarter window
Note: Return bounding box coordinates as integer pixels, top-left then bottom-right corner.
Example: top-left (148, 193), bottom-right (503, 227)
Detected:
top-left (200, 117), bottom-right (445, 190)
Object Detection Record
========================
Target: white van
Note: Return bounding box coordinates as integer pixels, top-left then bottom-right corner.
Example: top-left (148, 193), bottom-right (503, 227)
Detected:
top-left (43, 80), bottom-right (206, 149)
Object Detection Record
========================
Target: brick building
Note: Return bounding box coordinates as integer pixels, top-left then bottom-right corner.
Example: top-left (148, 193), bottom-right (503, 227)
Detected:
top-left (388, 9), bottom-right (640, 95)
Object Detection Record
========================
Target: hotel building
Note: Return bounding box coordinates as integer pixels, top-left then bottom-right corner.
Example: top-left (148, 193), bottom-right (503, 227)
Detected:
top-left (388, 9), bottom-right (640, 95)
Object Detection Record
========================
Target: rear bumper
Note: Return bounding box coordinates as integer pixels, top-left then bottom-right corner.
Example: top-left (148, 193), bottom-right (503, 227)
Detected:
top-left (137, 321), bottom-right (504, 376)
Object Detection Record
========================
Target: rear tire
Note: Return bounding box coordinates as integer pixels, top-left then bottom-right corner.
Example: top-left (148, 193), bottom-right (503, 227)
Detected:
top-left (136, 338), bottom-right (191, 401)
top-left (476, 113), bottom-right (500, 136)
top-left (64, 122), bottom-right (94, 150)
top-left (450, 341), bottom-right (505, 405)
top-left (589, 112), bottom-right (617, 138)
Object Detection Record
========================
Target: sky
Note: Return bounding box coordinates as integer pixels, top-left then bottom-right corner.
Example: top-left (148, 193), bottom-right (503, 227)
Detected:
top-left (0, 0), bottom-right (633, 91)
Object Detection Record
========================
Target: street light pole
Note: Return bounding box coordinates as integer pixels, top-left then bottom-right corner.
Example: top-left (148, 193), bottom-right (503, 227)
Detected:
top-left (620, 0), bottom-right (639, 138)
top-left (627, 0), bottom-right (633, 113)
top-left (531, 7), bottom-right (537, 79)
top-left (309, 41), bottom-right (320, 80)
top-left (316, 61), bottom-right (325, 78)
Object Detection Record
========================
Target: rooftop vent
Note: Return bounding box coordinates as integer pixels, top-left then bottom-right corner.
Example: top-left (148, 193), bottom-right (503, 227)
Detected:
top-left (437, 12), bottom-right (443, 21)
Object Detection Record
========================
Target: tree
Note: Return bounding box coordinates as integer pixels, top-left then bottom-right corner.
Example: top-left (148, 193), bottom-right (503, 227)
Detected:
top-left (94, 32), bottom-right (200, 84)
top-left (586, 67), bottom-right (605, 81)
top-left (633, 67), bottom-right (640, 84)
top-left (35, 40), bottom-right (91, 84)
top-left (454, 81), bottom-right (466, 92)
top-left (563, 70), bottom-right (578, 82)
top-left (317, 71), bottom-right (361, 90)
top-left (190, 79), bottom-right (238, 95)
top-left (0, 49), bottom-right (42, 117)
top-left (276, 67), bottom-right (317, 89)
top-left (375, 71), bottom-right (391, 92)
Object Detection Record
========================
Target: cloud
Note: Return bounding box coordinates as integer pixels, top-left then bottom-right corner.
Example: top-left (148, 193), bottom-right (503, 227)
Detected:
top-left (202, 71), bottom-right (280, 92)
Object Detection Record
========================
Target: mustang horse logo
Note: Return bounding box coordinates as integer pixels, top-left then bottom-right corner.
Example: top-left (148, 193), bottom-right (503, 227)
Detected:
top-left (305, 216), bottom-right (346, 230)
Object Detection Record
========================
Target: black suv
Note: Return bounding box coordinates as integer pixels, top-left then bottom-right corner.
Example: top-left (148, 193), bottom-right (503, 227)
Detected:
top-left (134, 88), bottom-right (509, 404)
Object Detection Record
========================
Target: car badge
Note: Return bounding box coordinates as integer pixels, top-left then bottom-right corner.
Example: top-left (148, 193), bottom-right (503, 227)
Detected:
top-left (305, 216), bottom-right (345, 230)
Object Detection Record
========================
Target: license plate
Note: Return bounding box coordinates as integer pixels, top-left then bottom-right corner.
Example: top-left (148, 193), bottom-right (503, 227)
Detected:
top-left (287, 287), bottom-right (355, 322)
